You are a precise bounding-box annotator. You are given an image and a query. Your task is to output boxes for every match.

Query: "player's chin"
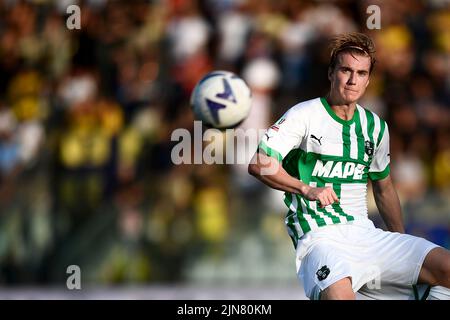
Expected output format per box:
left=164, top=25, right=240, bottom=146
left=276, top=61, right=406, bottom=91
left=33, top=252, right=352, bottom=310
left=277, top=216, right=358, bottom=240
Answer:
left=342, top=91, right=362, bottom=103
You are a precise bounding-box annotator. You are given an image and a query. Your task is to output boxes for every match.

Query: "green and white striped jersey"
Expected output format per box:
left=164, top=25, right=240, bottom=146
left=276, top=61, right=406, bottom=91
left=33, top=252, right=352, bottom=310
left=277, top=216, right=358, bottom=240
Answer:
left=258, top=97, right=390, bottom=245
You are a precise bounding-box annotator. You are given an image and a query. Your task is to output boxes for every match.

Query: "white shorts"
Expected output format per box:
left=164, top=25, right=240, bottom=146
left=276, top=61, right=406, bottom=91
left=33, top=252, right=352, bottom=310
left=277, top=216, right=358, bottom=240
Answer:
left=294, top=219, right=439, bottom=300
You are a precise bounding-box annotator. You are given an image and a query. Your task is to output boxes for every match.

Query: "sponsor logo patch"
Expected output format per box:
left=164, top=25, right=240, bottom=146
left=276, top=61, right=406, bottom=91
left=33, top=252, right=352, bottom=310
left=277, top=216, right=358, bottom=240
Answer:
left=316, top=265, right=330, bottom=281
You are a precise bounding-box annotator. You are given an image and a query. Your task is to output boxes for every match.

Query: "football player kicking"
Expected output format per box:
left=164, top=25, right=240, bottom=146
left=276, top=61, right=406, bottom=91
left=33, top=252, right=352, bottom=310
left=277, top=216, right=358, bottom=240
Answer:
left=249, top=32, right=450, bottom=300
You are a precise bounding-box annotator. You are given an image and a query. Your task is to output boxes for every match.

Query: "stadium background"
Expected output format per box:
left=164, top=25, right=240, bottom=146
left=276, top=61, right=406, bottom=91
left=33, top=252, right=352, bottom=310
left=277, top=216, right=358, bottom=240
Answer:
left=0, top=0, right=448, bottom=299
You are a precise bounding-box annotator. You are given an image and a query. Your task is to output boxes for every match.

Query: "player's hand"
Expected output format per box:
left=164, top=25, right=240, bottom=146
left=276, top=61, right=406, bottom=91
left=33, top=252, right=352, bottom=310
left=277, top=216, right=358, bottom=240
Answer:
left=303, top=186, right=339, bottom=208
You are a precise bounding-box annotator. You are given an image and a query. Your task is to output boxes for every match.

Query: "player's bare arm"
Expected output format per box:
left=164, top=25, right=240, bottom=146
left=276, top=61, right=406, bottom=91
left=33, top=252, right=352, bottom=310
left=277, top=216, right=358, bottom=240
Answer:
left=248, top=151, right=339, bottom=208
left=371, top=175, right=405, bottom=233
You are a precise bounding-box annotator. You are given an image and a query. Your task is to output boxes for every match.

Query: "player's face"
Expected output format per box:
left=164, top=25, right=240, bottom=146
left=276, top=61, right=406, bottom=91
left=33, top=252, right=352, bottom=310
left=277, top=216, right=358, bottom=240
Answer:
left=328, top=52, right=371, bottom=104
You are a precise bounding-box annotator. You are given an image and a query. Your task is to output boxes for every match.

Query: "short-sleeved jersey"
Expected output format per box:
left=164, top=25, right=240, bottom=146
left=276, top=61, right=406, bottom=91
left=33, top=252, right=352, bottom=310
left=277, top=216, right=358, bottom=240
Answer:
left=258, top=97, right=390, bottom=245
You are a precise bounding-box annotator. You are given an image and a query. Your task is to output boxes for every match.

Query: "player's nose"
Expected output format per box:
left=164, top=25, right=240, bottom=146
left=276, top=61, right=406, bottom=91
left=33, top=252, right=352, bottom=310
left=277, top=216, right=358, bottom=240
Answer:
left=347, top=73, right=356, bottom=85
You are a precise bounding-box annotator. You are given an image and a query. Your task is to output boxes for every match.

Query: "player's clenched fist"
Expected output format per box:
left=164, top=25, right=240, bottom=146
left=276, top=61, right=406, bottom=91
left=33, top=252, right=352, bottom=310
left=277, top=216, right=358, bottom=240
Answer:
left=302, top=186, right=339, bottom=208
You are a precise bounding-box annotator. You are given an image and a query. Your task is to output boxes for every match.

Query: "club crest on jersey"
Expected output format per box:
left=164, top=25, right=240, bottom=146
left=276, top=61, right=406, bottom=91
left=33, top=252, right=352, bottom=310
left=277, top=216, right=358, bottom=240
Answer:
left=316, top=265, right=330, bottom=281
left=365, top=140, right=374, bottom=157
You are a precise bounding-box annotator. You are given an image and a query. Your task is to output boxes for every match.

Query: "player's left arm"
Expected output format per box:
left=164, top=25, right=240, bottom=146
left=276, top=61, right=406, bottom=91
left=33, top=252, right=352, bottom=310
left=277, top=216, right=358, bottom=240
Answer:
left=368, top=122, right=405, bottom=233
left=372, top=175, right=405, bottom=233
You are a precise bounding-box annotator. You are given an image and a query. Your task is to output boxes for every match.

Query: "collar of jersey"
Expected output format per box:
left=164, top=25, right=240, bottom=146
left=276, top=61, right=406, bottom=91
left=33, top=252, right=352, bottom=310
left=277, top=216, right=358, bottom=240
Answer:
left=320, top=97, right=359, bottom=126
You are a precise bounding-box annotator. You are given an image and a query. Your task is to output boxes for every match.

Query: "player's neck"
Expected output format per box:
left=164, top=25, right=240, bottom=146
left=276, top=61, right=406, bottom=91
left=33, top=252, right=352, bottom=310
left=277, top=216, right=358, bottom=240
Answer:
left=326, top=94, right=357, bottom=121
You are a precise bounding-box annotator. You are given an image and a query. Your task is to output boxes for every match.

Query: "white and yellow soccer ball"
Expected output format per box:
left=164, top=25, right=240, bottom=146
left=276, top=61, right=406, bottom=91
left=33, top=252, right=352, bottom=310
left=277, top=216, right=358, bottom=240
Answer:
left=190, top=70, right=252, bottom=129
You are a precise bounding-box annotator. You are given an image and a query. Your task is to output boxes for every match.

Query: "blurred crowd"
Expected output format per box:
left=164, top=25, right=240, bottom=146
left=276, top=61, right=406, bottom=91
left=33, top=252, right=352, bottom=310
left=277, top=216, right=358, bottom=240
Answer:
left=0, top=0, right=448, bottom=285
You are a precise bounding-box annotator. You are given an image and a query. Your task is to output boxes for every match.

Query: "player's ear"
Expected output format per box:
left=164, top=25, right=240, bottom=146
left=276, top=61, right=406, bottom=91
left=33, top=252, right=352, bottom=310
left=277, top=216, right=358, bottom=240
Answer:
left=328, top=67, right=333, bottom=81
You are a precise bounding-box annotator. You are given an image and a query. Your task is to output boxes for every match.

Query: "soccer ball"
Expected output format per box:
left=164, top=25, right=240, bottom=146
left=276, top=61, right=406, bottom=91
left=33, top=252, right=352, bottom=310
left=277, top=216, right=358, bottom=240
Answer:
left=190, top=70, right=252, bottom=129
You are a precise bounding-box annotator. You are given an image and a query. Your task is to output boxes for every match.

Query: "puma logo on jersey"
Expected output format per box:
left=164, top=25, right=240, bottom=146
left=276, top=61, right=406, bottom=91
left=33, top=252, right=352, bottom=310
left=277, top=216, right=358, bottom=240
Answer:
left=310, top=134, right=323, bottom=145
left=312, top=160, right=365, bottom=180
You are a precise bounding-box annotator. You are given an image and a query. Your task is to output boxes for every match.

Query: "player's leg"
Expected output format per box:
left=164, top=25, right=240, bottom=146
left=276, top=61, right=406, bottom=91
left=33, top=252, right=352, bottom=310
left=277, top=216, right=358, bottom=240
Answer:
left=295, top=224, right=380, bottom=300
left=350, top=228, right=439, bottom=299
left=296, top=239, right=356, bottom=300
left=418, top=247, right=450, bottom=288
left=320, top=277, right=355, bottom=300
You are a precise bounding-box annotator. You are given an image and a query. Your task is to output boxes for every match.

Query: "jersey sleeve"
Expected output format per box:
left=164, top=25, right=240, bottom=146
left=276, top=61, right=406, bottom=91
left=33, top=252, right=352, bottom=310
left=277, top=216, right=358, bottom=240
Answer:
left=368, top=122, right=390, bottom=181
left=258, top=108, right=306, bottom=162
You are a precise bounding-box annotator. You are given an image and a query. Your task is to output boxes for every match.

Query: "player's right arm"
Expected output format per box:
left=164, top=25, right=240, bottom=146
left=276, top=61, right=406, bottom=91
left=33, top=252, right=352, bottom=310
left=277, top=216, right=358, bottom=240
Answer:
left=248, top=106, right=338, bottom=208
left=248, top=151, right=339, bottom=207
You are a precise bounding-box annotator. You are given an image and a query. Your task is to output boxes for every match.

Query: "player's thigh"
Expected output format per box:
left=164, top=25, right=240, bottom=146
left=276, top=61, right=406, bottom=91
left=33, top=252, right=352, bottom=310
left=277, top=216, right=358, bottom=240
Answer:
left=368, top=231, right=438, bottom=286
left=298, top=241, right=353, bottom=299
left=418, top=247, right=450, bottom=286
left=321, top=277, right=355, bottom=300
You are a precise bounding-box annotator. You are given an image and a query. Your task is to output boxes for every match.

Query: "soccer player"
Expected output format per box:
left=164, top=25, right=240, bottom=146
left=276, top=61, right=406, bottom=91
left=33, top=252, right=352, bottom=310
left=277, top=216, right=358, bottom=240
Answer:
left=248, top=32, right=450, bottom=300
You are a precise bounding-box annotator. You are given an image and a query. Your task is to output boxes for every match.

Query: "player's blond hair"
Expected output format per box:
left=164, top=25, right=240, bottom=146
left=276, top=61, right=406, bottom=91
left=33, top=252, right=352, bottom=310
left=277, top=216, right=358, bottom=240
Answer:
left=329, top=32, right=376, bottom=73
